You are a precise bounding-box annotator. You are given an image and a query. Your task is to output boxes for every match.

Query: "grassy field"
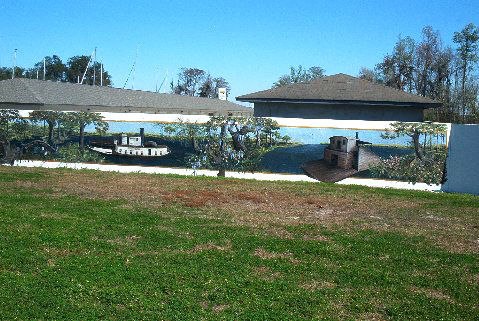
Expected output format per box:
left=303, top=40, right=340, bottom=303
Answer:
left=0, top=166, right=478, bottom=320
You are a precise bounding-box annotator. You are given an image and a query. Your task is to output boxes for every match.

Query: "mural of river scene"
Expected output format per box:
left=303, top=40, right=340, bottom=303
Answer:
left=84, top=122, right=420, bottom=176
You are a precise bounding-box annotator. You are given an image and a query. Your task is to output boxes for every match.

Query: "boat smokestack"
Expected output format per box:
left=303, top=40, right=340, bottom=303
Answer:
left=140, top=128, right=145, bottom=146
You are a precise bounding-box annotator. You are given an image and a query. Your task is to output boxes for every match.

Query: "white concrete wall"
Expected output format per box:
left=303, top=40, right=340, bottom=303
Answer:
left=8, top=160, right=441, bottom=192
left=441, top=124, right=479, bottom=195
left=18, top=109, right=446, bottom=131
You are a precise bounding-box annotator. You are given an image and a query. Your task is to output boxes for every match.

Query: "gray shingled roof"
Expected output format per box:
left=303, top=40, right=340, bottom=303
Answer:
left=237, top=73, right=441, bottom=108
left=0, top=78, right=252, bottom=116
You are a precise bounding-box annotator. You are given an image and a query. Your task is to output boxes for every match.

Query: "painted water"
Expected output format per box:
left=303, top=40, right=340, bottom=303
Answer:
left=84, top=122, right=416, bottom=175
left=86, top=121, right=412, bottom=145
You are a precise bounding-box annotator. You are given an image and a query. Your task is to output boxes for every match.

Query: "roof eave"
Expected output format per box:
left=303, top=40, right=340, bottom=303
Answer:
left=235, top=97, right=441, bottom=109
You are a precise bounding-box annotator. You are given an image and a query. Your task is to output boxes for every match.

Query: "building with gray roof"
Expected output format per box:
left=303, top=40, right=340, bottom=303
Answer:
left=0, top=78, right=252, bottom=117
left=237, top=73, right=441, bottom=122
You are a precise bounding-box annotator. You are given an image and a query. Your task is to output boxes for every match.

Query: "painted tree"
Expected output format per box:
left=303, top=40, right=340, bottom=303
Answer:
left=0, top=109, right=25, bottom=163
left=252, top=117, right=280, bottom=147
left=162, top=119, right=207, bottom=152
left=273, top=65, right=325, bottom=88
left=381, top=122, right=447, bottom=160
left=63, top=112, right=109, bottom=153
left=29, top=111, right=63, bottom=144
left=184, top=117, right=282, bottom=176
left=0, top=109, right=25, bottom=140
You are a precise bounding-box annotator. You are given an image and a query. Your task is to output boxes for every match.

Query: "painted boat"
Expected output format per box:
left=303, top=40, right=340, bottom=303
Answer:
left=88, top=128, right=170, bottom=158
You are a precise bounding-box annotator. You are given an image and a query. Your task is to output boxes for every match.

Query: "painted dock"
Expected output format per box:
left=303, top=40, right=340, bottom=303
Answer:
left=301, top=159, right=358, bottom=182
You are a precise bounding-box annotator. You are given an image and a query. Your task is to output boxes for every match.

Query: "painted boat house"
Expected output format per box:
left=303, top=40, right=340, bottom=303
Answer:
left=237, top=73, right=441, bottom=122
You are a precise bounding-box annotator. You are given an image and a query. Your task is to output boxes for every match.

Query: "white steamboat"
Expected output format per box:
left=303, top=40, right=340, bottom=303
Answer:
left=89, top=128, right=170, bottom=158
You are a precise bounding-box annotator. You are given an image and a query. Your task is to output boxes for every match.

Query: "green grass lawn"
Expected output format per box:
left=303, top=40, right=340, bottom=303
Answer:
left=0, top=167, right=478, bottom=320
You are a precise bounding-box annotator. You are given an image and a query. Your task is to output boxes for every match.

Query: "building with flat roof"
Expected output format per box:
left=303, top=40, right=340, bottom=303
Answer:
left=237, top=73, right=441, bottom=122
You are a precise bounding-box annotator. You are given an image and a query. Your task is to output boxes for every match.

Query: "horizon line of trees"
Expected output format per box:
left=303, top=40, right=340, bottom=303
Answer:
left=358, top=23, right=479, bottom=124
left=0, top=54, right=112, bottom=86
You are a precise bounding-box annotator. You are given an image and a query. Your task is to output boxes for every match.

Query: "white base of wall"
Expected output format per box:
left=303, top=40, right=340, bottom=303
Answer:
left=7, top=160, right=441, bottom=192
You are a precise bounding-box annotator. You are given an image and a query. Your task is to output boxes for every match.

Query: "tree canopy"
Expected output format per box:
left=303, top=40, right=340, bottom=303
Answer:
left=273, top=65, right=325, bottom=88
left=171, top=68, right=230, bottom=99
left=361, top=23, right=479, bottom=124
left=0, top=54, right=112, bottom=86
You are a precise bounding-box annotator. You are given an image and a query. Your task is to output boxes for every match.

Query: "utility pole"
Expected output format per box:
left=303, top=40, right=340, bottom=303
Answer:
left=12, top=49, right=17, bottom=79
left=100, top=62, right=103, bottom=86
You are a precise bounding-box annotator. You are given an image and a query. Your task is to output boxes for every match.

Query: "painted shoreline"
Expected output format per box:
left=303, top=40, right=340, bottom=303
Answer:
left=7, top=160, right=441, bottom=192
left=17, top=110, right=451, bottom=146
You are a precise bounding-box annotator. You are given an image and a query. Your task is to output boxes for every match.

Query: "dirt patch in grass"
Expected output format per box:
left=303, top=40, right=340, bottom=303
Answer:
left=411, top=287, right=454, bottom=303
left=300, top=280, right=336, bottom=291
left=252, top=266, right=282, bottom=281
left=253, top=248, right=299, bottom=264
left=186, top=240, right=232, bottom=254
left=3, top=168, right=417, bottom=229
left=43, top=247, right=83, bottom=257
left=302, top=234, right=330, bottom=241
left=212, top=304, right=229, bottom=313
left=199, top=301, right=229, bottom=313
left=357, top=312, right=386, bottom=321
left=3, top=166, right=479, bottom=253
left=106, top=235, right=141, bottom=246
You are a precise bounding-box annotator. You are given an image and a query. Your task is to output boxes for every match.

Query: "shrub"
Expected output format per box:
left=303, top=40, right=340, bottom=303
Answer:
left=50, top=144, right=105, bottom=163
left=369, top=152, right=446, bottom=185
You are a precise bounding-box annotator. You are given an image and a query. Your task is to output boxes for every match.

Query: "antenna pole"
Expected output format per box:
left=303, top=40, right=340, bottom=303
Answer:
left=165, top=69, right=168, bottom=93
left=80, top=48, right=95, bottom=84
left=132, top=46, right=138, bottom=89
left=93, top=47, right=97, bottom=86
left=12, top=49, right=17, bottom=79
left=100, top=62, right=103, bottom=86
left=122, top=45, right=139, bottom=89
left=43, top=57, right=46, bottom=80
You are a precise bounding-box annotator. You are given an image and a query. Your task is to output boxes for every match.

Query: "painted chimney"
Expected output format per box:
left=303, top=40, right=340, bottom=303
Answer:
left=218, top=88, right=227, bottom=100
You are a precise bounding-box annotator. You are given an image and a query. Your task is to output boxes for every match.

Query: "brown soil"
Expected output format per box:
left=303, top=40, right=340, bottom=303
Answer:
left=2, top=166, right=479, bottom=253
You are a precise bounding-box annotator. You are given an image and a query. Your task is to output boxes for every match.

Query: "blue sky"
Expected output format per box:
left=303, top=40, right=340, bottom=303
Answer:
left=1, top=1, right=478, bottom=104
